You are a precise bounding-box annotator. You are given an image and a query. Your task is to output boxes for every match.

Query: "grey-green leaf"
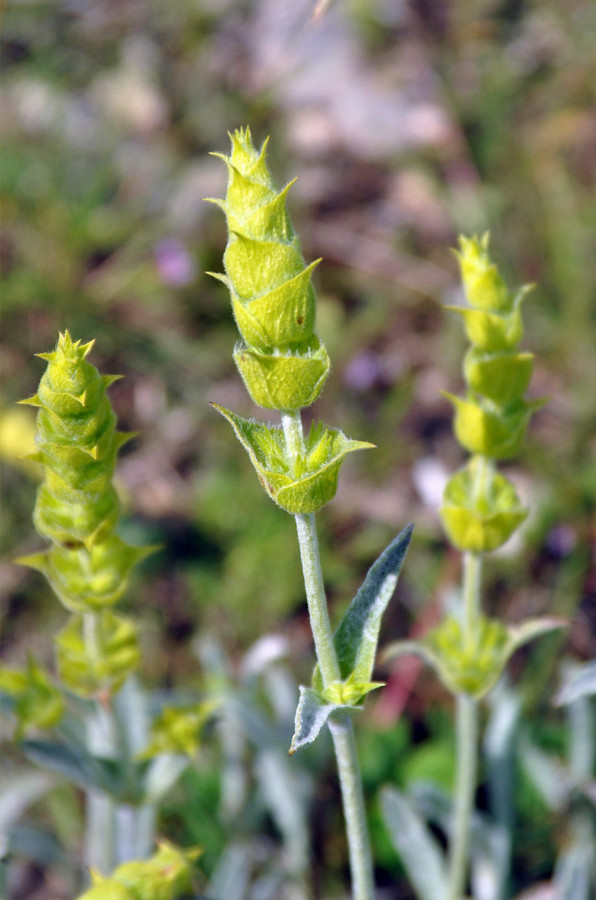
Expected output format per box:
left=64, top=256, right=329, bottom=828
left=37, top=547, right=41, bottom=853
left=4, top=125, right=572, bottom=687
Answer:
left=555, top=659, right=596, bottom=706
left=334, top=524, right=413, bottom=683
left=22, top=739, right=121, bottom=794
left=381, top=786, right=448, bottom=900
left=290, top=687, right=336, bottom=755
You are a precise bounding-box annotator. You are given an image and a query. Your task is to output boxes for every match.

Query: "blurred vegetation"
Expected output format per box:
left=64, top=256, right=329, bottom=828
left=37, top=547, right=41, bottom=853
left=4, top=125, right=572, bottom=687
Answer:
left=1, top=0, right=595, bottom=897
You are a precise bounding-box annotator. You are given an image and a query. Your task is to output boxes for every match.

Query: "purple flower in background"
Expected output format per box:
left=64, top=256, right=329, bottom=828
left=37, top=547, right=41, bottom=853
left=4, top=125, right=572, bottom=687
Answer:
left=154, top=238, right=196, bottom=287
left=344, top=351, right=382, bottom=392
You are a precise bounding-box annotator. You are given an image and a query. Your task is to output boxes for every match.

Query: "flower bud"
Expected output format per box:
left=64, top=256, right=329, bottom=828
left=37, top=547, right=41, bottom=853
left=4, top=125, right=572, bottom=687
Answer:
left=455, top=233, right=511, bottom=313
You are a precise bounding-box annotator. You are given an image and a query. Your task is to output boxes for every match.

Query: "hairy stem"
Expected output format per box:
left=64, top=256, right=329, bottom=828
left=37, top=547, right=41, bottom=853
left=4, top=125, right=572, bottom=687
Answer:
left=287, top=412, right=374, bottom=900
left=282, top=410, right=306, bottom=466
left=294, top=512, right=341, bottom=687
left=329, top=718, right=376, bottom=900
left=448, top=549, right=483, bottom=900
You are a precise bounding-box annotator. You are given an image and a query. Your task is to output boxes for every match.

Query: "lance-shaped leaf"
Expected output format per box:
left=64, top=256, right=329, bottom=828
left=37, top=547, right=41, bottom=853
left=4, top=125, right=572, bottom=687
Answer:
left=313, top=524, right=413, bottom=693
left=292, top=527, right=413, bottom=753
left=382, top=615, right=566, bottom=699
left=213, top=404, right=373, bottom=514
left=381, top=786, right=448, bottom=900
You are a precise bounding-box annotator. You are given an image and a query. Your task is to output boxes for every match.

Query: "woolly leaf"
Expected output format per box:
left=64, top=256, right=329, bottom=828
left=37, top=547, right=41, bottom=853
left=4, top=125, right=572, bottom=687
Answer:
left=313, top=524, right=413, bottom=693
left=22, top=739, right=121, bottom=793
left=289, top=687, right=340, bottom=755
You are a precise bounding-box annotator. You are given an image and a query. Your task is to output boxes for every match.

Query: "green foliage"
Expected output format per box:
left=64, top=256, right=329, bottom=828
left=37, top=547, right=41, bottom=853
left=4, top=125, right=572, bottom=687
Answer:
left=209, top=127, right=330, bottom=411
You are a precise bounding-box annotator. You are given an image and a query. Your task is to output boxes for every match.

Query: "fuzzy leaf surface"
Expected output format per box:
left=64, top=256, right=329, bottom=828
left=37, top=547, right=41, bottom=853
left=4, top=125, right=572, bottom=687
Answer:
left=381, top=786, right=447, bottom=900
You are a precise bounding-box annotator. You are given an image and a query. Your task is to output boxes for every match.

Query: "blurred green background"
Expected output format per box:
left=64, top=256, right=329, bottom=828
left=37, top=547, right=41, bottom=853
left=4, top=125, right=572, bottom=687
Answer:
left=1, top=1, right=596, bottom=897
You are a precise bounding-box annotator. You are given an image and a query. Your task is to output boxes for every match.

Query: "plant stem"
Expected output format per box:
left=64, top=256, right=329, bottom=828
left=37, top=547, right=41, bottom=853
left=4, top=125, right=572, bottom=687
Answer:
left=294, top=512, right=341, bottom=686
left=284, top=411, right=374, bottom=900
left=329, top=717, right=376, bottom=900
left=447, top=547, right=483, bottom=900
left=462, top=552, right=482, bottom=648
left=447, top=694, right=479, bottom=900
left=85, top=700, right=117, bottom=873
left=282, top=410, right=306, bottom=465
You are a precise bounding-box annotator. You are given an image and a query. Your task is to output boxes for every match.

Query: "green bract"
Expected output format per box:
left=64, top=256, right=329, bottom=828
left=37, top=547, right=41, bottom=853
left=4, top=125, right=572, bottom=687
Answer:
left=17, top=332, right=150, bottom=696
left=209, top=127, right=330, bottom=410
left=440, top=458, right=527, bottom=553
left=55, top=611, right=141, bottom=697
left=214, top=404, right=373, bottom=514
left=0, top=657, right=64, bottom=739
left=138, top=701, right=217, bottom=760
left=383, top=614, right=566, bottom=699
left=76, top=843, right=199, bottom=900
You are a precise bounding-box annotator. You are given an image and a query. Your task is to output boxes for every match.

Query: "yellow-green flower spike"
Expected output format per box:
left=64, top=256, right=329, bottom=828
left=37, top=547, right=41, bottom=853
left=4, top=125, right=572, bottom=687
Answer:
left=17, top=332, right=151, bottom=695
left=17, top=333, right=149, bottom=611
left=138, top=701, right=217, bottom=760
left=440, top=236, right=545, bottom=552
left=110, top=842, right=200, bottom=900
left=209, top=127, right=330, bottom=410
